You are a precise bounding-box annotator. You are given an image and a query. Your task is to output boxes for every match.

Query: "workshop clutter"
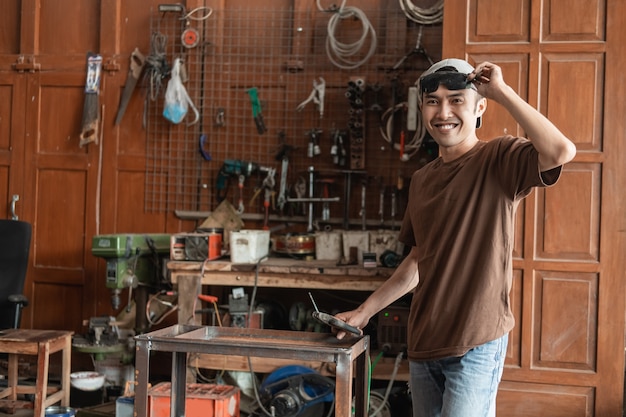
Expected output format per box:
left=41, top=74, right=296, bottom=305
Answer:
left=230, top=230, right=270, bottom=264
left=142, top=4, right=435, bottom=225
left=170, top=230, right=223, bottom=261
left=148, top=382, right=240, bottom=417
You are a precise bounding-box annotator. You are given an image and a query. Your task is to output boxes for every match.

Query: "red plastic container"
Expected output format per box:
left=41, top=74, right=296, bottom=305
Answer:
left=148, top=382, right=240, bottom=417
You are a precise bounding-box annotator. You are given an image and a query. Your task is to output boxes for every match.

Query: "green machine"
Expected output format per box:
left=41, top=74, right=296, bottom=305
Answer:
left=92, top=233, right=171, bottom=333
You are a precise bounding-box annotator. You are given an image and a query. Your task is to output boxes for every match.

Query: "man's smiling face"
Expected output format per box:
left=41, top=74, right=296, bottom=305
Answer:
left=420, top=85, right=486, bottom=156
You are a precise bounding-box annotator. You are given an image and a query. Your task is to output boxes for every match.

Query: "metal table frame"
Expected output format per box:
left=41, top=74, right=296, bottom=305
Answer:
left=134, top=325, right=369, bottom=417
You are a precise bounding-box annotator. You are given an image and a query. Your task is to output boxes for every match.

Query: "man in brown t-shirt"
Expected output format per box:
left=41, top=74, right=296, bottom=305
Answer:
left=335, top=59, right=576, bottom=417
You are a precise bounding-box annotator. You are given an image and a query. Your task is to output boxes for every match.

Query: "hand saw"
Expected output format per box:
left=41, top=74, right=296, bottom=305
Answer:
left=79, top=52, right=102, bottom=147
left=114, top=47, right=146, bottom=125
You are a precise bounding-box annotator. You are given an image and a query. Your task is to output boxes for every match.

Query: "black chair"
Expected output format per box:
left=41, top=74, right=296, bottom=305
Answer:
left=0, top=219, right=31, bottom=329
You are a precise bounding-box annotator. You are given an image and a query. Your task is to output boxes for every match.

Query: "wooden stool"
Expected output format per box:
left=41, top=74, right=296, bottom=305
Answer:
left=135, top=325, right=370, bottom=417
left=0, top=329, right=73, bottom=417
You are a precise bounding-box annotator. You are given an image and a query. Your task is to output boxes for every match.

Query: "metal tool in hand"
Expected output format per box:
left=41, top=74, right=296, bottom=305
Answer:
left=115, top=47, right=146, bottom=125
left=308, top=292, right=362, bottom=336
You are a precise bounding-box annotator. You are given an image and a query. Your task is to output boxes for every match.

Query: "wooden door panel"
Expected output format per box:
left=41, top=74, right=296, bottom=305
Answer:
left=542, top=0, right=605, bottom=42
left=38, top=1, right=100, bottom=55
left=21, top=71, right=99, bottom=331
left=470, top=54, right=528, bottom=144
left=30, top=282, right=84, bottom=331
left=0, top=74, right=26, bottom=220
left=506, top=270, right=523, bottom=368
left=533, top=271, right=598, bottom=371
left=498, top=381, right=594, bottom=417
left=0, top=83, right=14, bottom=218
left=536, top=165, right=600, bottom=260
left=541, top=54, right=603, bottom=152
left=34, top=168, right=88, bottom=271
left=469, top=0, right=530, bottom=42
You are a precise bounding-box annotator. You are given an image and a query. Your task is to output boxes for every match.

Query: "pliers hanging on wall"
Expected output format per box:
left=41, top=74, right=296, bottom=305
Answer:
left=296, top=77, right=326, bottom=118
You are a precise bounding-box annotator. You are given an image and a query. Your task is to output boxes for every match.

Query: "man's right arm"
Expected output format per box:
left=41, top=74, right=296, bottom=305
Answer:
left=335, top=246, right=420, bottom=339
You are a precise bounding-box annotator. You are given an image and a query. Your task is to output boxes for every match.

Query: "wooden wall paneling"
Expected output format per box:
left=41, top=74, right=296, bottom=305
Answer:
left=0, top=74, right=26, bottom=220
left=21, top=71, right=101, bottom=330
left=469, top=0, right=530, bottom=42
left=536, top=164, right=600, bottom=261
left=507, top=269, right=523, bottom=368
left=540, top=53, right=603, bottom=153
left=595, top=0, right=626, bottom=412
left=469, top=54, right=528, bottom=142
left=541, top=0, right=605, bottom=42
left=443, top=0, right=625, bottom=414
left=0, top=0, right=20, bottom=57
left=533, top=271, right=598, bottom=371
left=498, top=381, right=594, bottom=417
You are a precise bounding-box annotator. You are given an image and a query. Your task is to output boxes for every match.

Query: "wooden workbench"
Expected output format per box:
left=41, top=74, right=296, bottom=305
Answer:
left=167, top=257, right=407, bottom=380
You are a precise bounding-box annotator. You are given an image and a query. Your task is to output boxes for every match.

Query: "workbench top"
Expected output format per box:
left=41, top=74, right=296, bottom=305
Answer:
left=168, top=256, right=394, bottom=275
left=168, top=257, right=394, bottom=291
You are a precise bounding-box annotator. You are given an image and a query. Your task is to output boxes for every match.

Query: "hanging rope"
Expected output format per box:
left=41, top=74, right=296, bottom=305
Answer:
left=317, top=0, right=378, bottom=70
left=398, top=0, right=444, bottom=25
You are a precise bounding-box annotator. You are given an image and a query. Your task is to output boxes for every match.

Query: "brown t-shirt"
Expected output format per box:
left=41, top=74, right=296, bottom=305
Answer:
left=399, top=136, right=561, bottom=361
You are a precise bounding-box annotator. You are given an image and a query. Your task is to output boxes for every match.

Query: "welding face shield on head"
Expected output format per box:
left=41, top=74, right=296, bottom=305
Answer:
left=417, top=58, right=483, bottom=128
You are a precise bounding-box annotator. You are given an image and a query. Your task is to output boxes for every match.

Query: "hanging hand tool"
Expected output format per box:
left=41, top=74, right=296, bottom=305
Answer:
left=319, top=178, right=334, bottom=222
left=216, top=159, right=272, bottom=212
left=296, top=77, right=326, bottom=118
left=277, top=156, right=289, bottom=212
left=378, top=177, right=385, bottom=225
left=274, top=132, right=294, bottom=212
left=359, top=177, right=367, bottom=230
left=114, top=47, right=146, bottom=125
left=392, top=25, right=434, bottom=70
left=247, top=87, right=266, bottom=134
left=294, top=176, right=307, bottom=216
left=237, top=175, right=245, bottom=214
left=79, top=52, right=103, bottom=147
left=262, top=169, right=276, bottom=229
left=306, top=129, right=322, bottom=158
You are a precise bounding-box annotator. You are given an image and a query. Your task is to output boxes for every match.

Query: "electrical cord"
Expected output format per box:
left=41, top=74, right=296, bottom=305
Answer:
left=398, top=0, right=444, bottom=25
left=369, top=351, right=403, bottom=417
left=145, top=31, right=169, bottom=101
left=180, top=6, right=213, bottom=21
left=317, top=1, right=378, bottom=70
left=379, top=101, right=426, bottom=160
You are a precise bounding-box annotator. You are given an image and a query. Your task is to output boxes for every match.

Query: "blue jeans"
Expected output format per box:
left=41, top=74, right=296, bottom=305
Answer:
left=409, top=334, right=508, bottom=417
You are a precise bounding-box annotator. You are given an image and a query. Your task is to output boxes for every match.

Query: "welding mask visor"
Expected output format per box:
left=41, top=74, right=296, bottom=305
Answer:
left=419, top=71, right=475, bottom=94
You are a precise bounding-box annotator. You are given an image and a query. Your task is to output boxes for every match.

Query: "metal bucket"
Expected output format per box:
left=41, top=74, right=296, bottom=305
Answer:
left=45, top=406, right=76, bottom=417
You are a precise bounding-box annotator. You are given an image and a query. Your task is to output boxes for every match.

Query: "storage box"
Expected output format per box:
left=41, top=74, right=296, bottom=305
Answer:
left=342, top=230, right=369, bottom=263
left=315, top=231, right=342, bottom=261
left=229, top=230, right=270, bottom=264
left=369, top=230, right=399, bottom=266
left=148, top=382, right=240, bottom=417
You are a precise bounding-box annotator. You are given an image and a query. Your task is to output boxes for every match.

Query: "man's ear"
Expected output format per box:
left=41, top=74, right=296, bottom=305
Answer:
left=475, top=97, right=487, bottom=129
left=477, top=96, right=487, bottom=117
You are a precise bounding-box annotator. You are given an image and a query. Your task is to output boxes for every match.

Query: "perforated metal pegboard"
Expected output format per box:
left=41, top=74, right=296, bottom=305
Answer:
left=144, top=4, right=441, bottom=226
